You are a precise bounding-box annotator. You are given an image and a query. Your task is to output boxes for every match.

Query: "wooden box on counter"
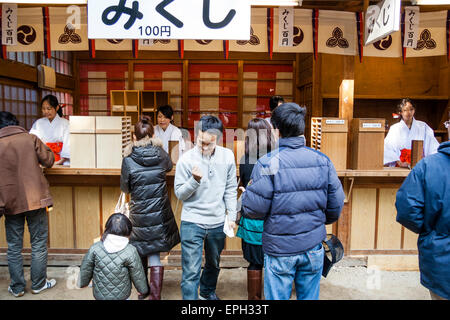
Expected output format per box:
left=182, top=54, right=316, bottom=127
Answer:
left=69, top=116, right=96, bottom=168
left=351, top=118, right=386, bottom=170
left=69, top=116, right=132, bottom=169
left=96, top=116, right=131, bottom=169
left=311, top=117, right=348, bottom=170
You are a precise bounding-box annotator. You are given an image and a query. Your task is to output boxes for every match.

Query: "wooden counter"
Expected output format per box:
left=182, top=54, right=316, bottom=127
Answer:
left=0, top=166, right=418, bottom=266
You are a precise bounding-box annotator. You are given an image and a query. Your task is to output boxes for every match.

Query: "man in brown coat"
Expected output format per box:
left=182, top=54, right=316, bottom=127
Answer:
left=0, top=111, right=57, bottom=297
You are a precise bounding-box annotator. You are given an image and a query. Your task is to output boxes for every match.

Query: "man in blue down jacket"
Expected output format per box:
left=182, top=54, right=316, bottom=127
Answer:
left=241, top=103, right=345, bottom=300
left=396, top=116, right=450, bottom=300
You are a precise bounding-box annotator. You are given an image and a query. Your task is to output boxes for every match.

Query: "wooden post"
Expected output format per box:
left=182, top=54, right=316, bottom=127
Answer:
left=237, top=60, right=243, bottom=128
left=311, top=53, right=322, bottom=117
left=411, top=140, right=424, bottom=168
left=339, top=79, right=354, bottom=170
left=339, top=79, right=354, bottom=120
left=182, top=60, right=189, bottom=129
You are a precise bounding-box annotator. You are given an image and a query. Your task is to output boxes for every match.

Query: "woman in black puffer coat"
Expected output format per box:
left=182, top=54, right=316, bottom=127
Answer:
left=120, top=116, right=180, bottom=300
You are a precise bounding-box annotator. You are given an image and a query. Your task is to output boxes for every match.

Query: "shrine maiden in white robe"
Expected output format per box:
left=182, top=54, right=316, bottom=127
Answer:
left=30, top=114, right=70, bottom=166
left=154, top=123, right=185, bottom=156
left=384, top=118, right=439, bottom=165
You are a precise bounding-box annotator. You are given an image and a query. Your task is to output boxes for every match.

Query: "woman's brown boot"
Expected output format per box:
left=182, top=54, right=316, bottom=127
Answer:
left=247, top=269, right=262, bottom=300
left=148, top=266, right=164, bottom=300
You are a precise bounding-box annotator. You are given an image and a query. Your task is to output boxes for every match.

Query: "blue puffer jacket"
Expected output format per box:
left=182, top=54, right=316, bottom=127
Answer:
left=241, top=136, right=345, bottom=257
left=396, top=141, right=450, bottom=300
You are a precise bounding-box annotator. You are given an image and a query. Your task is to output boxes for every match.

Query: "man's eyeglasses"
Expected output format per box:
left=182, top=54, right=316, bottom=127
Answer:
left=445, top=121, right=450, bottom=129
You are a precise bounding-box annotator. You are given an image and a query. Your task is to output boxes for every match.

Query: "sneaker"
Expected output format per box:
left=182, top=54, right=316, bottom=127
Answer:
left=199, top=292, right=221, bottom=300
left=8, top=286, right=24, bottom=298
left=31, top=279, right=56, bottom=294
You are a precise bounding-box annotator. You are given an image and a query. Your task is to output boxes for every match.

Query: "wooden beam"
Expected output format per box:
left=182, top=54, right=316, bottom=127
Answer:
left=74, top=50, right=296, bottom=62
left=0, top=59, right=37, bottom=83
left=55, top=73, right=75, bottom=91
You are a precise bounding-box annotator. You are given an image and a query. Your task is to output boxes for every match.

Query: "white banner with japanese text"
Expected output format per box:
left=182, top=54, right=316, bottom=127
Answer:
left=406, top=11, right=447, bottom=58
left=403, top=6, right=420, bottom=48
left=87, top=0, right=251, bottom=40
left=6, top=7, right=43, bottom=52
left=364, top=0, right=401, bottom=46
left=274, top=8, right=313, bottom=53
left=278, top=7, right=293, bottom=47
left=2, top=4, right=17, bottom=45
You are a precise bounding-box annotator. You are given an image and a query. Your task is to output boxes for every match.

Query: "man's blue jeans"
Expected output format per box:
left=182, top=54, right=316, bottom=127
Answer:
left=180, top=221, right=225, bottom=300
left=4, top=208, right=49, bottom=293
left=264, top=243, right=324, bottom=300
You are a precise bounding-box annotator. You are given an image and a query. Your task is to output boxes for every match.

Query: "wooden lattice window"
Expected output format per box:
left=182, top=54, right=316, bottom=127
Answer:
left=0, top=83, right=39, bottom=130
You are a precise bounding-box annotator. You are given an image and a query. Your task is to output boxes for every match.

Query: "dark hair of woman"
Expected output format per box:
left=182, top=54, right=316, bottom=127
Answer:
left=157, top=105, right=174, bottom=120
left=269, top=95, right=285, bottom=112
left=245, top=118, right=273, bottom=160
left=41, top=94, right=63, bottom=117
left=0, top=111, right=20, bottom=129
left=134, top=115, right=154, bottom=141
left=397, top=98, right=415, bottom=114
left=101, top=213, right=133, bottom=242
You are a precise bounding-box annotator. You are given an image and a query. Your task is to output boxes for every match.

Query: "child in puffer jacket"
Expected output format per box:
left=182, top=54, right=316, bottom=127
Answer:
left=78, top=213, right=149, bottom=300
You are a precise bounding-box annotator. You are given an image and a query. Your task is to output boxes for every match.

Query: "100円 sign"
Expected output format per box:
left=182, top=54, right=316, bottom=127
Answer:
left=87, top=0, right=251, bottom=40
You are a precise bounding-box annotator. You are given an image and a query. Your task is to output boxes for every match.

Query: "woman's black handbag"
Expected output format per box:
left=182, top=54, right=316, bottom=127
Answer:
left=322, top=234, right=344, bottom=277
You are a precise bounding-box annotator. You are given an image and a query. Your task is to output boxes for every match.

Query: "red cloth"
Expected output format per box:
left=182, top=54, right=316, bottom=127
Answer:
left=46, top=142, right=63, bottom=162
left=399, top=148, right=411, bottom=165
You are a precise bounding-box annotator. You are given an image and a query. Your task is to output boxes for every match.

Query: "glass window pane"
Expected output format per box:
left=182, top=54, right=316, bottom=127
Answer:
left=11, top=87, right=17, bottom=100
left=18, top=87, right=25, bottom=100
left=23, top=53, right=30, bottom=65
left=4, top=85, right=10, bottom=99
left=30, top=53, right=36, bottom=66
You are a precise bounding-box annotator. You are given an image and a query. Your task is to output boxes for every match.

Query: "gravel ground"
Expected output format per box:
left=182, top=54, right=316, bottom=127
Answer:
left=0, top=265, right=430, bottom=300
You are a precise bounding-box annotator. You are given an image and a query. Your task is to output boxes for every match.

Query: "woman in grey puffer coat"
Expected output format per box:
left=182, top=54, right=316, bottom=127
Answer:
left=120, top=116, right=180, bottom=300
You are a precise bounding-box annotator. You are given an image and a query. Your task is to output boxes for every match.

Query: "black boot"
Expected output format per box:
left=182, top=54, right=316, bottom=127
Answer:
left=138, top=256, right=150, bottom=300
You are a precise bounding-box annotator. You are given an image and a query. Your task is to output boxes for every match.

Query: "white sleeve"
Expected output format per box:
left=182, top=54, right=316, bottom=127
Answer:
left=383, top=126, right=400, bottom=165
left=60, top=122, right=71, bottom=159
left=423, top=125, right=439, bottom=157
left=29, top=120, right=40, bottom=138
left=173, top=127, right=185, bottom=156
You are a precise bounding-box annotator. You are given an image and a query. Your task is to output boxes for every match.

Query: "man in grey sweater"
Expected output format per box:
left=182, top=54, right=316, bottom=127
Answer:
left=175, top=115, right=237, bottom=300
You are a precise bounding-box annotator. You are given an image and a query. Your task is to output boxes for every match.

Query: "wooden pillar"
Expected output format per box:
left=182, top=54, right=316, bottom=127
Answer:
left=339, top=79, right=354, bottom=121
left=237, top=60, right=243, bottom=128
left=363, top=0, right=369, bottom=12
left=311, top=54, right=322, bottom=117
left=73, top=53, right=80, bottom=115
left=127, top=61, right=134, bottom=90
left=182, top=60, right=189, bottom=128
